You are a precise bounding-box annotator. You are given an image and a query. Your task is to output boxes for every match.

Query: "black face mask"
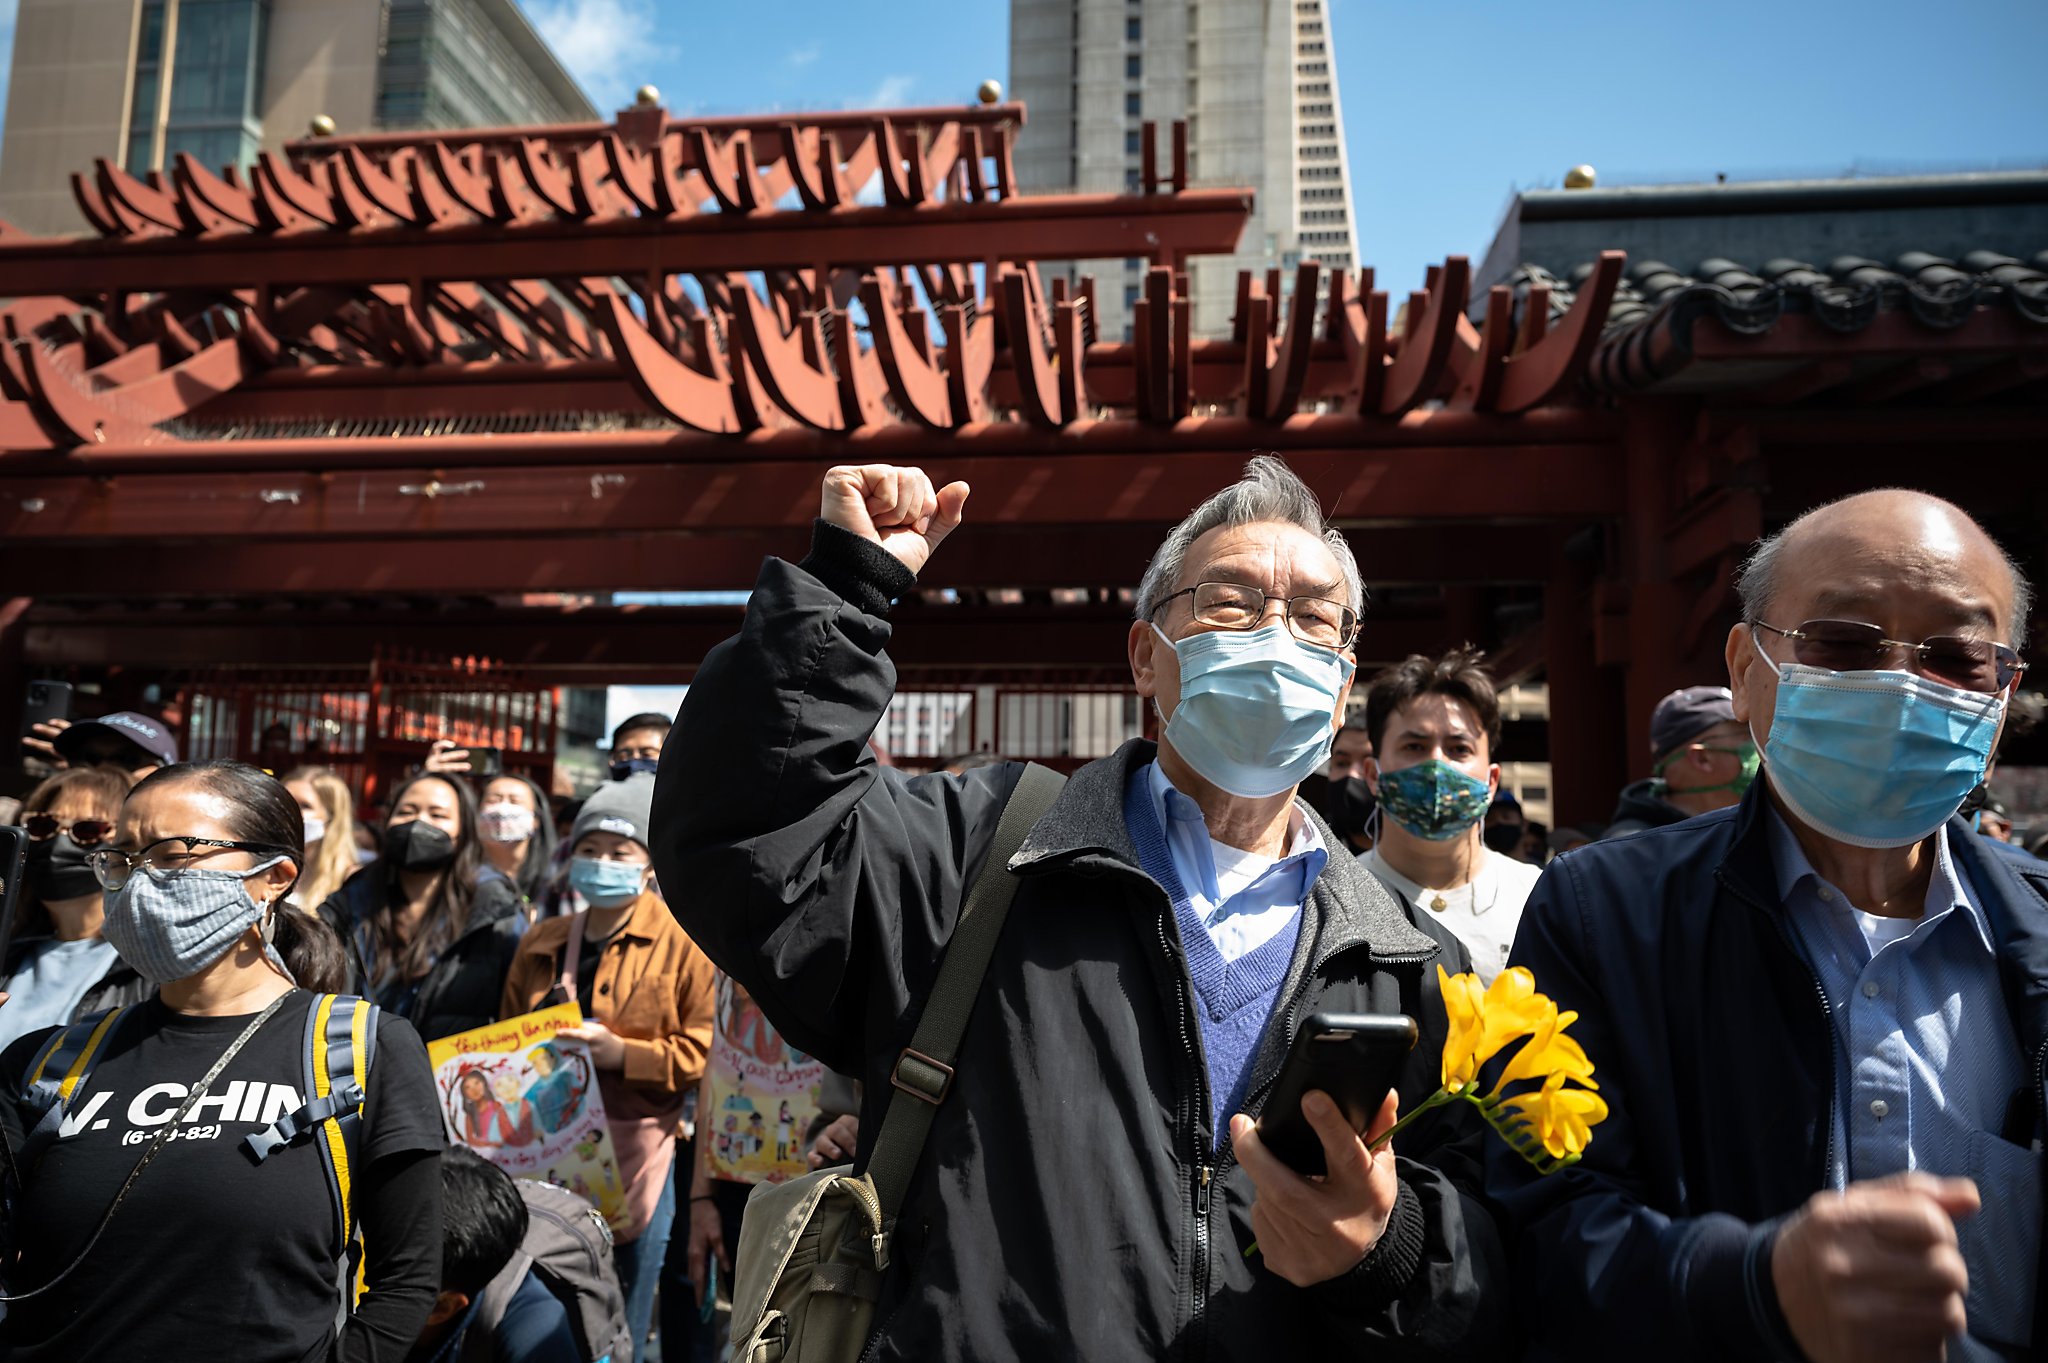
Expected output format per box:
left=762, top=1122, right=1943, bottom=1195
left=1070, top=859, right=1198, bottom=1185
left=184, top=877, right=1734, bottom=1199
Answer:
left=26, top=834, right=103, bottom=902
left=385, top=820, right=458, bottom=872
left=1324, top=777, right=1378, bottom=843
left=609, top=757, right=660, bottom=782
left=1483, top=822, right=1526, bottom=855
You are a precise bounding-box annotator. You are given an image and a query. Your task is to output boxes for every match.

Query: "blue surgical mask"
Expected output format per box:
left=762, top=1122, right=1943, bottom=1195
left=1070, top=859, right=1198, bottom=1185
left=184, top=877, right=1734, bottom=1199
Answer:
left=569, top=856, right=647, bottom=909
left=1155, top=624, right=1353, bottom=799
left=1758, top=651, right=2003, bottom=850
left=1375, top=759, right=1494, bottom=840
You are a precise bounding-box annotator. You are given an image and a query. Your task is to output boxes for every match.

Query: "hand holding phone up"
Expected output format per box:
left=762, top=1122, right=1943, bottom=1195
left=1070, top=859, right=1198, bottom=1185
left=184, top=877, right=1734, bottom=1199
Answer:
left=1230, top=1089, right=1402, bottom=1288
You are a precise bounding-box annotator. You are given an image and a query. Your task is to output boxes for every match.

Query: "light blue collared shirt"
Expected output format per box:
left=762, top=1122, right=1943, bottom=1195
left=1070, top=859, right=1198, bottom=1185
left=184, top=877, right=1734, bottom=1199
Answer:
left=1769, top=811, right=2039, bottom=1359
left=1140, top=761, right=1327, bottom=962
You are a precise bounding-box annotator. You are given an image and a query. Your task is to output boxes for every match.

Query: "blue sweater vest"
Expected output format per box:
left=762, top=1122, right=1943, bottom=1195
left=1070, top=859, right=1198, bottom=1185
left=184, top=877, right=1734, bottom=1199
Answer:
left=1125, top=775, right=1303, bottom=1147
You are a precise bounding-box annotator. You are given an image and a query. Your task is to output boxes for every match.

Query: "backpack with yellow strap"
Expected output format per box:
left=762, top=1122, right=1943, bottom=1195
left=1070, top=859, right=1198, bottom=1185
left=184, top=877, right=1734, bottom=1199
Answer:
left=8, top=992, right=378, bottom=1311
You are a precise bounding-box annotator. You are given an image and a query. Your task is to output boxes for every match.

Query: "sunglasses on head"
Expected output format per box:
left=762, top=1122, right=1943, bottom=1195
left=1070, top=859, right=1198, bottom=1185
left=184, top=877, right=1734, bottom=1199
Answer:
left=1751, top=618, right=2027, bottom=694
left=24, top=814, right=117, bottom=845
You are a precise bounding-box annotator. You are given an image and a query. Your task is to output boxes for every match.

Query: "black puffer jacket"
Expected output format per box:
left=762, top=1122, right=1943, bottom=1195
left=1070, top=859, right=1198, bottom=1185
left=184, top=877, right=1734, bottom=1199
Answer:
left=318, top=866, right=525, bottom=1043
left=652, top=526, right=1509, bottom=1363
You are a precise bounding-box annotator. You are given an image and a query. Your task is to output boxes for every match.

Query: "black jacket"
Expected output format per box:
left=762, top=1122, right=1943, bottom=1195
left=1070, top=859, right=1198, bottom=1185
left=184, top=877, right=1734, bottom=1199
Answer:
left=651, top=530, right=1509, bottom=1363
left=1601, top=777, right=1688, bottom=840
left=0, top=935, right=148, bottom=1021
left=1490, top=782, right=2048, bottom=1360
left=318, top=866, right=525, bottom=1043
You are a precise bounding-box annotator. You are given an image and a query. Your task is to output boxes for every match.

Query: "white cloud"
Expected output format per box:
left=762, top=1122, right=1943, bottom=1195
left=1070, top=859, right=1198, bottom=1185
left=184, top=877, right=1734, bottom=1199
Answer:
left=853, top=74, right=916, bottom=110
left=786, top=43, right=822, bottom=69
left=520, top=0, right=669, bottom=111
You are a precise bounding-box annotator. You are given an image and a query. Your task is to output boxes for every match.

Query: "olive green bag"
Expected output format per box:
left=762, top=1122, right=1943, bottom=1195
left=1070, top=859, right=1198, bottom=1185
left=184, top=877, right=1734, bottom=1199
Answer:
left=727, top=763, right=1066, bottom=1363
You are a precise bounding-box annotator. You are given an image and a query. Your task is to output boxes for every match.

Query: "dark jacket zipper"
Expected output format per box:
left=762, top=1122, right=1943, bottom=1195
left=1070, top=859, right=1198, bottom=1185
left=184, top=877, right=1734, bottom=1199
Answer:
left=1154, top=908, right=1213, bottom=1363
left=1718, top=872, right=1839, bottom=1190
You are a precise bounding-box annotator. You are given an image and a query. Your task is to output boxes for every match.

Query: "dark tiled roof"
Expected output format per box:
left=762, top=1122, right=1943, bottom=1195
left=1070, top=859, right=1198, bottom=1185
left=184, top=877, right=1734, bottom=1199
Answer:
left=1500, top=249, right=2048, bottom=393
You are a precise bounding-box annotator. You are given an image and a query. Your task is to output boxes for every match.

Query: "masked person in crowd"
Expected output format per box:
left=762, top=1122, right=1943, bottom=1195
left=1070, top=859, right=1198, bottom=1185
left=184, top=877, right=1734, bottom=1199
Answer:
left=0, top=761, right=444, bottom=1362
left=502, top=773, right=715, bottom=1352
left=317, top=773, right=524, bottom=1041
left=1493, top=490, right=2046, bottom=1363
left=0, top=767, right=146, bottom=1052
left=1355, top=649, right=1540, bottom=985
left=1299, top=723, right=1376, bottom=853
left=1481, top=791, right=1529, bottom=860
left=23, top=711, right=180, bottom=787
left=608, top=714, right=669, bottom=783
left=284, top=765, right=362, bottom=911
left=653, top=457, right=1506, bottom=1361
left=1603, top=685, right=1758, bottom=839
left=478, top=774, right=559, bottom=917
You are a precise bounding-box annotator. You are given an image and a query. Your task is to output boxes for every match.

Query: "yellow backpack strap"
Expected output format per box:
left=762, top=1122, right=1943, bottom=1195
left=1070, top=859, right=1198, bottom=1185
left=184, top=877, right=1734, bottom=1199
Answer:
left=240, top=994, right=375, bottom=1264
left=19, top=1007, right=134, bottom=1170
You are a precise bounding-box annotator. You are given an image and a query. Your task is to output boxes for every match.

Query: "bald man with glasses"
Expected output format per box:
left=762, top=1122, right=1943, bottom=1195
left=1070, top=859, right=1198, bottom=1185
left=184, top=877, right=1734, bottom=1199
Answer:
left=1492, top=489, right=2044, bottom=1363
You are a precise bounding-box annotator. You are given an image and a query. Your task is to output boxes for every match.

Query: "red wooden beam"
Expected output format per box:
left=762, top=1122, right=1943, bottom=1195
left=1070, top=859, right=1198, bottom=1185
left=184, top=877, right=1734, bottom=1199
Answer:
left=0, top=189, right=1252, bottom=295
left=0, top=523, right=1569, bottom=598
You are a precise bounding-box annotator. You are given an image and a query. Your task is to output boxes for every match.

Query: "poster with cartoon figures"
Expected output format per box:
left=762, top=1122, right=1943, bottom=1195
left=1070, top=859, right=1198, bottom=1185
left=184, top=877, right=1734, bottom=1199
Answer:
left=426, top=1003, right=630, bottom=1232
left=706, top=975, right=826, bottom=1185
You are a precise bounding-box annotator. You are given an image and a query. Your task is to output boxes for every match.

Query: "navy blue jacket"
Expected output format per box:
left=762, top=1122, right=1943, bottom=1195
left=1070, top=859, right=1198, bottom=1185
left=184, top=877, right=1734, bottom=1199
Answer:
left=1489, top=783, right=2048, bottom=1360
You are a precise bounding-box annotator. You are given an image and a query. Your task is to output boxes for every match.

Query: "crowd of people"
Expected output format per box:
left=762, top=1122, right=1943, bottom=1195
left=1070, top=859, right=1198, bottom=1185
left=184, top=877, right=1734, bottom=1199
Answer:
left=0, top=455, right=2041, bottom=1363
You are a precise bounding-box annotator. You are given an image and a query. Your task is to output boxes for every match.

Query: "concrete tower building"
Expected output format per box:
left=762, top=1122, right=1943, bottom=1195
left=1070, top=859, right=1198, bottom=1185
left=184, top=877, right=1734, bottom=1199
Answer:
left=0, top=0, right=595, bottom=238
left=1010, top=0, right=1360, bottom=339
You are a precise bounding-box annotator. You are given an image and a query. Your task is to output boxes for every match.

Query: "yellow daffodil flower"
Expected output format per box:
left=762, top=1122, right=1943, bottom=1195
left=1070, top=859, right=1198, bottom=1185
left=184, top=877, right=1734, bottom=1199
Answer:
left=1436, top=965, right=1552, bottom=1092
left=1503, top=1070, right=1611, bottom=1161
left=1490, top=1005, right=1597, bottom=1095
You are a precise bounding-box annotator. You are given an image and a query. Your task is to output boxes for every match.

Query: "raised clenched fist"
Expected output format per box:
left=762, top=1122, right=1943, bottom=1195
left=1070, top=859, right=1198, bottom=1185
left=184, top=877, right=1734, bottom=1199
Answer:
left=1771, top=1170, right=1978, bottom=1363
left=819, top=464, right=969, bottom=577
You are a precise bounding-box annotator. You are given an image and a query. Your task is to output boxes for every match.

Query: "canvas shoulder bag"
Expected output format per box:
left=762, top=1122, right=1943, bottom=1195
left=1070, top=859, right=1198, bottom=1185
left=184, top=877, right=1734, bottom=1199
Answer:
left=727, top=762, right=1066, bottom=1363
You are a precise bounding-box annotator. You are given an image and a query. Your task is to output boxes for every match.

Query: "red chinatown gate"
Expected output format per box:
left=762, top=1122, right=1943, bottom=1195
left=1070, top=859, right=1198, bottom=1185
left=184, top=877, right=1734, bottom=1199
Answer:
left=0, top=99, right=2042, bottom=820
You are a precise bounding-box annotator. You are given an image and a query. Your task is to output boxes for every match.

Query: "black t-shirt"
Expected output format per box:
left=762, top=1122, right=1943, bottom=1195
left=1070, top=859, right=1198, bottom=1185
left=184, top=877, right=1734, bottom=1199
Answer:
left=0, top=991, right=446, bottom=1362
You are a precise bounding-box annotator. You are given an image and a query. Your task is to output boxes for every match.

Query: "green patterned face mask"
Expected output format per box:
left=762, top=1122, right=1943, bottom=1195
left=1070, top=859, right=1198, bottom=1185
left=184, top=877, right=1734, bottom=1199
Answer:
left=1655, top=742, right=1759, bottom=797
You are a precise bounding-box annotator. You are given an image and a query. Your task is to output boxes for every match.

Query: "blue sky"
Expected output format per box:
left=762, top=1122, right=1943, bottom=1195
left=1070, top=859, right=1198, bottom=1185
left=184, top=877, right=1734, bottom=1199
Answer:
left=0, top=0, right=2038, bottom=290
left=513, top=0, right=2048, bottom=293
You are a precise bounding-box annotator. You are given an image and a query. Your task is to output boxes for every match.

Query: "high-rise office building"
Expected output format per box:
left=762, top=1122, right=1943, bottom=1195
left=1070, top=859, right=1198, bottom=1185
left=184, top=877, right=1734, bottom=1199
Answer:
left=1010, top=0, right=1360, bottom=338
left=0, top=0, right=596, bottom=237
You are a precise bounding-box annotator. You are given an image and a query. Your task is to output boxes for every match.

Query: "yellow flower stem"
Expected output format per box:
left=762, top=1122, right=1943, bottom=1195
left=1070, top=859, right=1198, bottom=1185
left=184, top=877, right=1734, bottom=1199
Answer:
left=1365, top=1087, right=1456, bottom=1152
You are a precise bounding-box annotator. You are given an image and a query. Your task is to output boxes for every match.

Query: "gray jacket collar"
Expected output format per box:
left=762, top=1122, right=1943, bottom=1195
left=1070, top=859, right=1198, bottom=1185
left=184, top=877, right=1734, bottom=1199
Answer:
left=1013, top=739, right=1441, bottom=965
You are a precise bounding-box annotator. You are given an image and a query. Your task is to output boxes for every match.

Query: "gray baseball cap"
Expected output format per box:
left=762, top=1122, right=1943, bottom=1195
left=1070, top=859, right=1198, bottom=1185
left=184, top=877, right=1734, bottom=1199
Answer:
left=1649, top=687, right=1738, bottom=760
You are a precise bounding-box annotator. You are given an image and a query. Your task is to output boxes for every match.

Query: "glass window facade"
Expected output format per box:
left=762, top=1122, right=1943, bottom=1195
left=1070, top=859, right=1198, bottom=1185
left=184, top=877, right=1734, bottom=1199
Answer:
left=124, top=0, right=266, bottom=174
left=377, top=0, right=593, bottom=132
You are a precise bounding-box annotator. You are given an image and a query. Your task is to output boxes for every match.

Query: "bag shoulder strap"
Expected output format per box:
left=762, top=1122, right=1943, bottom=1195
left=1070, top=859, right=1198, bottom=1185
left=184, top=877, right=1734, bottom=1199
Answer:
left=241, top=993, right=377, bottom=1260
left=19, top=1006, right=134, bottom=1171
left=864, top=762, right=1066, bottom=1217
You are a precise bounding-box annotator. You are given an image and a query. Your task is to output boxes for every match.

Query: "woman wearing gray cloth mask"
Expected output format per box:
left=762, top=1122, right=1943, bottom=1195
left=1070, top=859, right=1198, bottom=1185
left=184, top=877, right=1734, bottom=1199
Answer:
left=317, top=773, right=524, bottom=1041
left=0, top=766, right=147, bottom=1053
left=0, top=761, right=446, bottom=1362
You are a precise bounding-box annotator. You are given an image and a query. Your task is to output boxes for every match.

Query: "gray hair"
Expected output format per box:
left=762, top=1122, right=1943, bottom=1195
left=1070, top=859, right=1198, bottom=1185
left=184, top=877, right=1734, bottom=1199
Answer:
left=1735, top=495, right=2034, bottom=649
left=1135, top=455, right=1364, bottom=624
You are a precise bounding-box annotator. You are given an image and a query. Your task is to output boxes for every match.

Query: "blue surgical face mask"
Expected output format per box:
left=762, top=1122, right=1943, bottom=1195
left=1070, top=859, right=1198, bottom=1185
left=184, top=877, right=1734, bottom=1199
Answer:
left=569, top=855, right=647, bottom=909
left=1757, top=646, right=2004, bottom=850
left=1155, top=623, right=1354, bottom=799
left=1375, top=759, right=1493, bottom=840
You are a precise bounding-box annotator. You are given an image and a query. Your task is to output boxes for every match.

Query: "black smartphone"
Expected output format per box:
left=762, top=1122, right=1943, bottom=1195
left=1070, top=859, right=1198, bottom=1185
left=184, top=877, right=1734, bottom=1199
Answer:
left=21, top=680, right=72, bottom=736
left=0, top=825, right=28, bottom=969
left=470, top=747, right=504, bottom=778
left=1256, top=1012, right=1418, bottom=1176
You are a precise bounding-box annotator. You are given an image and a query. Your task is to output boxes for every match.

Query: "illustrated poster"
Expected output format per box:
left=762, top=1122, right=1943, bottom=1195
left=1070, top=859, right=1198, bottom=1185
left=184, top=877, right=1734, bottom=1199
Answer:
left=706, top=975, right=826, bottom=1185
left=427, top=1003, right=629, bottom=1232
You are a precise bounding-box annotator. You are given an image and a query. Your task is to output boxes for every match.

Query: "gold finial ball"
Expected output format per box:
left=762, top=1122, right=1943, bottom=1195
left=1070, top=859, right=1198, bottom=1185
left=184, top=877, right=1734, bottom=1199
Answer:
left=635, top=85, right=661, bottom=108
left=309, top=114, right=336, bottom=137
left=977, top=79, right=1003, bottom=105
left=1563, top=164, right=1597, bottom=189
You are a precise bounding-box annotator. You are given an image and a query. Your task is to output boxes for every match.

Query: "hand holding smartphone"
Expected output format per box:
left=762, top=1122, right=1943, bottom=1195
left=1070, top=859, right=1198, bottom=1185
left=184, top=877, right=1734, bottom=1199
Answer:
left=1255, top=1012, right=1417, bottom=1177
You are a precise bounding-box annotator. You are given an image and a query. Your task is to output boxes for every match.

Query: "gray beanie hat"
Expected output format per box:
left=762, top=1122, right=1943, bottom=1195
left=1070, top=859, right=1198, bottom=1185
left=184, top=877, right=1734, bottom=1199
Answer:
left=570, top=771, right=655, bottom=850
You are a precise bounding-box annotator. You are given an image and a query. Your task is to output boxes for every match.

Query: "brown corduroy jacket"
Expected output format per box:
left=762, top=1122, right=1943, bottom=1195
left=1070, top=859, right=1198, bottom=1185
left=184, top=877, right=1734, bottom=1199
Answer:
left=500, top=890, right=717, bottom=1109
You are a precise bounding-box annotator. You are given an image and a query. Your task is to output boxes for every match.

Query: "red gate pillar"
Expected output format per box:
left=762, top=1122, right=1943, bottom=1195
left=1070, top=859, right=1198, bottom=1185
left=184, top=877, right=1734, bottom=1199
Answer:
left=1619, top=403, right=1698, bottom=774
left=1545, top=566, right=1627, bottom=831
left=0, top=598, right=30, bottom=744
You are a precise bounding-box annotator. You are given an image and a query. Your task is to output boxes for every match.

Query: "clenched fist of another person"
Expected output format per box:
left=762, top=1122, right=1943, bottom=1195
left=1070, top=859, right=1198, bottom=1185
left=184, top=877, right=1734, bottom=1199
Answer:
left=820, top=464, right=969, bottom=576
left=1772, top=1171, right=1979, bottom=1363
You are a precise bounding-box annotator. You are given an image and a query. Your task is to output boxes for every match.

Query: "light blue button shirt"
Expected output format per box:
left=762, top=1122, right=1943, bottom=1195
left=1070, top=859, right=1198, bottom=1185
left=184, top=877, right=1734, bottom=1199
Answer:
left=1769, top=811, right=2040, bottom=1360
left=1141, top=762, right=1326, bottom=962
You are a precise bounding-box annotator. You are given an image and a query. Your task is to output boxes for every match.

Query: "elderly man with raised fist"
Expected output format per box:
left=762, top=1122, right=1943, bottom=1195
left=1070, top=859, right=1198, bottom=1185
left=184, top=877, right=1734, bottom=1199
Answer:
left=651, top=457, right=1505, bottom=1361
